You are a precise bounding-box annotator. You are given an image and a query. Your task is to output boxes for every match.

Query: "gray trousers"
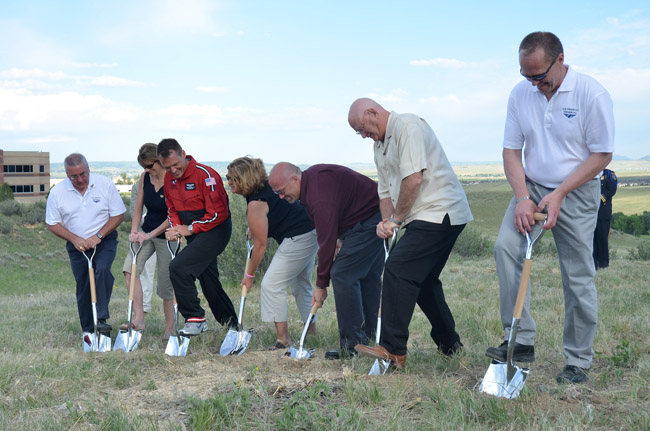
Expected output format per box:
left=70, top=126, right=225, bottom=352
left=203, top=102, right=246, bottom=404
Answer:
left=494, top=178, right=600, bottom=368
left=260, top=229, right=318, bottom=323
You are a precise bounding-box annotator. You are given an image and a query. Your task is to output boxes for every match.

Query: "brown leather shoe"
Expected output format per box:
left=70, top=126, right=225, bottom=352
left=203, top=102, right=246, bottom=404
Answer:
left=355, top=344, right=406, bottom=370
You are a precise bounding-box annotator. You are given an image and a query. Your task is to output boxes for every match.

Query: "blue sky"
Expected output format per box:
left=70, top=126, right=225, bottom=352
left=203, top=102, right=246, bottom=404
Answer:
left=1, top=1, right=648, bottom=166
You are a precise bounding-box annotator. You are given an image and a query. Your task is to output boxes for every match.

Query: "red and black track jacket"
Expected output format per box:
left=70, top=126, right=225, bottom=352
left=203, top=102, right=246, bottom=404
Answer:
left=164, top=156, right=229, bottom=234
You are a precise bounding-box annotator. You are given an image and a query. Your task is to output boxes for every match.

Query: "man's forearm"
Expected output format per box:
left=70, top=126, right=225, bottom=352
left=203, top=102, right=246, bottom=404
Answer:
left=98, top=214, right=125, bottom=237
left=47, top=223, right=80, bottom=244
left=393, top=172, right=422, bottom=221
left=555, top=152, right=612, bottom=199
left=503, top=148, right=529, bottom=199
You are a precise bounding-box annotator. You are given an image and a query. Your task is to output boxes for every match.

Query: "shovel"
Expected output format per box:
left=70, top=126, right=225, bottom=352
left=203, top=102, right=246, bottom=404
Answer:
left=479, top=212, right=547, bottom=399
left=82, top=248, right=112, bottom=353
left=369, top=228, right=398, bottom=376
left=114, top=242, right=143, bottom=352
left=219, top=238, right=254, bottom=356
left=165, top=238, right=190, bottom=356
left=284, top=303, right=319, bottom=359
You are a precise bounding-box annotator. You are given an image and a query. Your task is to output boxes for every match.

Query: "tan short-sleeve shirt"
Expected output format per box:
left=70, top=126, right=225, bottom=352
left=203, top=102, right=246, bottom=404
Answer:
left=374, top=112, right=473, bottom=226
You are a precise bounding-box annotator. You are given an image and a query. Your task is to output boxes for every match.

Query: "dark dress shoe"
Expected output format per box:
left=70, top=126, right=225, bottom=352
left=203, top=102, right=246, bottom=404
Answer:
left=325, top=348, right=358, bottom=360
left=485, top=341, right=535, bottom=363
left=96, top=320, right=112, bottom=336
left=355, top=344, right=406, bottom=369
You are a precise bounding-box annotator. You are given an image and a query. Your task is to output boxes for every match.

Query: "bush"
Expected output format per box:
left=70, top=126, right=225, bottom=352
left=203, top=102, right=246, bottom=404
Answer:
left=20, top=201, right=46, bottom=225
left=0, top=216, right=13, bottom=234
left=452, top=225, right=493, bottom=258
left=0, top=200, right=21, bottom=216
left=629, top=241, right=650, bottom=261
left=0, top=183, right=14, bottom=202
left=612, top=212, right=648, bottom=236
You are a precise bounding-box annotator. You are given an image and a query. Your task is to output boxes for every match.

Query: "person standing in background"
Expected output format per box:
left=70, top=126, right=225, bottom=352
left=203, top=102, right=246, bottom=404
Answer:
left=593, top=168, right=617, bottom=269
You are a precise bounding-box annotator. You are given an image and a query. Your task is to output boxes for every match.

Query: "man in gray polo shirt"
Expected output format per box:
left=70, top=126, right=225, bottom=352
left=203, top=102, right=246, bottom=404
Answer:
left=348, top=98, right=473, bottom=369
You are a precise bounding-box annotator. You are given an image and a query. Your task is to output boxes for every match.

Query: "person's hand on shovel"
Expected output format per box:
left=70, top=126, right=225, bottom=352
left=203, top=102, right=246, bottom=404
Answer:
left=129, top=231, right=149, bottom=244
left=165, top=226, right=187, bottom=242
left=311, top=287, right=327, bottom=308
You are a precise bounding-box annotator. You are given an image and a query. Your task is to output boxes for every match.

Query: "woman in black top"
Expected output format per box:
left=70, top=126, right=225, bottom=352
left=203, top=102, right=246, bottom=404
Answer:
left=126, top=143, right=174, bottom=338
left=227, top=157, right=318, bottom=349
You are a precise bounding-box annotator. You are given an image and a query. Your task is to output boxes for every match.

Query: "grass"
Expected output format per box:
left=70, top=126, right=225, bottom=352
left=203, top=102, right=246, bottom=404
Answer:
left=0, top=180, right=649, bottom=430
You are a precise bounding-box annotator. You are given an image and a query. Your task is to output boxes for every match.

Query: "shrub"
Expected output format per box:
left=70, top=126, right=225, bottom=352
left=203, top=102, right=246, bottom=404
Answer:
left=628, top=241, right=650, bottom=261
left=0, top=216, right=12, bottom=234
left=0, top=183, right=14, bottom=202
left=0, top=200, right=21, bottom=216
left=452, top=225, right=493, bottom=258
left=20, top=201, right=46, bottom=224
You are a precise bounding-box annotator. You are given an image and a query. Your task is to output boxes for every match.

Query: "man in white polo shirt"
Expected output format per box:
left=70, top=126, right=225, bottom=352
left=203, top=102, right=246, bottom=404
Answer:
left=486, top=32, right=614, bottom=383
left=46, top=153, right=126, bottom=338
left=348, top=98, right=474, bottom=369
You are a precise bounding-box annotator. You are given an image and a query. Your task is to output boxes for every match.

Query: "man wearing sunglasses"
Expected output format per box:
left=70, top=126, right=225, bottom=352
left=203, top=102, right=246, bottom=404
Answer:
left=487, top=32, right=614, bottom=384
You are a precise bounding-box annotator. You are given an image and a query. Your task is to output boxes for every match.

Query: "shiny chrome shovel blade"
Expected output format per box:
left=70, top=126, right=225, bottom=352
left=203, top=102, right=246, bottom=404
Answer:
left=219, top=328, right=239, bottom=356
left=83, top=332, right=112, bottom=353
left=369, top=358, right=391, bottom=376
left=479, top=361, right=529, bottom=399
left=165, top=334, right=190, bottom=356
left=284, top=345, right=315, bottom=359
left=114, top=329, right=142, bottom=352
left=232, top=330, right=253, bottom=356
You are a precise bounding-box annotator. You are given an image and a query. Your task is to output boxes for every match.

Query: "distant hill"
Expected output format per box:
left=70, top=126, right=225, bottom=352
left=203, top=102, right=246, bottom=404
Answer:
left=613, top=154, right=632, bottom=161
left=641, top=155, right=650, bottom=161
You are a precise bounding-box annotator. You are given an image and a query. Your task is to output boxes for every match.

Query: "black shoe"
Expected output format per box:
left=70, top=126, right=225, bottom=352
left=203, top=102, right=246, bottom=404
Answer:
left=485, top=341, right=535, bottom=363
left=438, top=341, right=463, bottom=357
left=325, top=348, right=358, bottom=360
left=96, top=320, right=112, bottom=336
left=556, top=365, right=588, bottom=384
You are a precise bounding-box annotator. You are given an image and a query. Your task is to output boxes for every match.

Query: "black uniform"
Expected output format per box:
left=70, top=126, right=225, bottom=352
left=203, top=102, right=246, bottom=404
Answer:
left=593, top=169, right=617, bottom=269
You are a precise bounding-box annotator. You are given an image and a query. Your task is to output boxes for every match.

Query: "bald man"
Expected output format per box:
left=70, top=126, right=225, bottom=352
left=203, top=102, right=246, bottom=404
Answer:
left=348, top=98, right=473, bottom=369
left=269, top=162, right=384, bottom=360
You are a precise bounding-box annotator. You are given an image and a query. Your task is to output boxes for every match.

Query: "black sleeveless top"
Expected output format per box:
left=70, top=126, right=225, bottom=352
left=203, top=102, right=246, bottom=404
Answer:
left=246, top=183, right=313, bottom=244
left=141, top=173, right=167, bottom=239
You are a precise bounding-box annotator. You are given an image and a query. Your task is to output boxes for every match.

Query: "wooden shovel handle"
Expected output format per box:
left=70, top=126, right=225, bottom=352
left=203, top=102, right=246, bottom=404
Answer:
left=512, top=258, right=533, bottom=319
left=129, top=263, right=137, bottom=301
left=240, top=284, right=247, bottom=298
left=533, top=212, right=547, bottom=221
left=309, top=303, right=319, bottom=315
left=89, top=267, right=97, bottom=304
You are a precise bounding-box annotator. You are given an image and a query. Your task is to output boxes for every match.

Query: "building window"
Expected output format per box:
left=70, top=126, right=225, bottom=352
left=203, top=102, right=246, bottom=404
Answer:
left=40, top=165, right=45, bottom=173
left=40, top=184, right=45, bottom=192
left=3, top=165, right=34, bottom=173
left=9, top=185, right=34, bottom=194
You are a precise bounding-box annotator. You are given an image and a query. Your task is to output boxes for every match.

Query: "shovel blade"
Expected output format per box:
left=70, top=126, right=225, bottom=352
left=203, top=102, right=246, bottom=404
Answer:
left=113, top=330, right=142, bottom=352
left=283, top=346, right=315, bottom=359
left=479, top=361, right=529, bottom=399
left=219, top=329, right=239, bottom=356
left=368, top=359, right=391, bottom=376
left=165, top=335, right=190, bottom=356
left=232, top=330, right=253, bottom=356
left=83, top=332, right=112, bottom=353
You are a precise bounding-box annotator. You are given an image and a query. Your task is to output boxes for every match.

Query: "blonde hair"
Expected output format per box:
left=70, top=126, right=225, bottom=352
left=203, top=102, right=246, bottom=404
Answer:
left=227, top=157, right=267, bottom=196
left=137, top=143, right=158, bottom=168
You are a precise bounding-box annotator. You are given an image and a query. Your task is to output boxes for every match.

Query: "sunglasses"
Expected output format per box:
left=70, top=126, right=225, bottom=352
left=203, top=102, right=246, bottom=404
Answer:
left=143, top=161, right=157, bottom=170
left=520, top=55, right=558, bottom=82
left=226, top=174, right=237, bottom=181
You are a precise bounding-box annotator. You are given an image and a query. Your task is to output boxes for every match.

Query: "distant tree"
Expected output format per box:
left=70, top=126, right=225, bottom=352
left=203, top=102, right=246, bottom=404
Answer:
left=115, top=172, right=137, bottom=185
left=0, top=183, right=14, bottom=202
left=612, top=212, right=648, bottom=236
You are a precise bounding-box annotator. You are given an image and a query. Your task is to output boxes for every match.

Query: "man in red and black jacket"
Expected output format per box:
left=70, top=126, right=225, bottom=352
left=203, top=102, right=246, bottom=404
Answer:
left=158, top=139, right=237, bottom=336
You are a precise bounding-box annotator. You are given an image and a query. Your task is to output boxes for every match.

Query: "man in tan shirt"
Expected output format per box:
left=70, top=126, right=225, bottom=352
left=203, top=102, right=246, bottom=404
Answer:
left=348, top=98, right=473, bottom=369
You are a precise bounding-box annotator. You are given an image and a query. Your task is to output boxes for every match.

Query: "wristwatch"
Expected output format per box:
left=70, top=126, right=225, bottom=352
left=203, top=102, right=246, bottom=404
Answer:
left=96, top=232, right=104, bottom=240
left=389, top=215, right=403, bottom=226
left=188, top=224, right=194, bottom=235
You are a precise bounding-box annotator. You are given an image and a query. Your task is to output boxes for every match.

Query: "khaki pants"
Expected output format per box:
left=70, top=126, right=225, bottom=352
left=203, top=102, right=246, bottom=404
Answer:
left=494, top=178, right=600, bottom=368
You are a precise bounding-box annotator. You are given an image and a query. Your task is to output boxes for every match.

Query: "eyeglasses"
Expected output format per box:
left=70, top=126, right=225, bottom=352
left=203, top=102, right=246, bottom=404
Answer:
left=68, top=171, right=89, bottom=181
left=143, top=162, right=156, bottom=170
left=273, top=178, right=292, bottom=196
left=520, top=55, right=558, bottom=82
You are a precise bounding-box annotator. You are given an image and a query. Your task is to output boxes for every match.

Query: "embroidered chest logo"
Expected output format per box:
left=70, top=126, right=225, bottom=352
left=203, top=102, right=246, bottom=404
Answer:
left=562, top=108, right=578, bottom=119
left=185, top=183, right=196, bottom=191
left=92, top=196, right=101, bottom=203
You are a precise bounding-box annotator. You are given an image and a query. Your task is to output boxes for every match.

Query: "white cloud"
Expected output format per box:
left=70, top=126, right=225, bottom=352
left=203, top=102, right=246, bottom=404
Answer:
left=89, top=76, right=148, bottom=87
left=197, top=86, right=229, bottom=93
left=158, top=104, right=224, bottom=129
left=1, top=68, right=68, bottom=80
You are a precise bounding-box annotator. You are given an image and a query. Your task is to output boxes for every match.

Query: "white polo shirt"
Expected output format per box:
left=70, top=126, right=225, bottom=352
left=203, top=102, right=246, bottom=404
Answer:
left=503, top=65, right=615, bottom=188
left=374, top=112, right=473, bottom=226
left=46, top=173, right=126, bottom=239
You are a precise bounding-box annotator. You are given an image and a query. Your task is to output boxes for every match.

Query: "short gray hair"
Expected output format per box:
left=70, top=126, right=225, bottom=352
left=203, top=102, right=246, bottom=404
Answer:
left=64, top=153, right=89, bottom=169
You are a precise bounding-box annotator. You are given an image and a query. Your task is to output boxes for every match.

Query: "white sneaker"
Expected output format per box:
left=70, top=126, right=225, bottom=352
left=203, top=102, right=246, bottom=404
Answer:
left=179, top=321, right=208, bottom=336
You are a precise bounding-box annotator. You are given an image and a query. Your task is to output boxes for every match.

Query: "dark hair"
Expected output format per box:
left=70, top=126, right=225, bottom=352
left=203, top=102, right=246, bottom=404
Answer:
left=157, top=138, right=182, bottom=158
left=137, top=143, right=158, bottom=167
left=64, top=153, right=89, bottom=169
left=227, top=157, right=267, bottom=196
left=519, top=31, right=563, bottom=63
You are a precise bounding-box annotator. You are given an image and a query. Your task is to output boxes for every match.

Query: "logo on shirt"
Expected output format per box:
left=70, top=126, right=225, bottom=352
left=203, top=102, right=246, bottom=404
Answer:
left=562, top=108, right=578, bottom=119
left=185, top=183, right=196, bottom=191
left=205, top=177, right=216, bottom=186
left=92, top=196, right=101, bottom=203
